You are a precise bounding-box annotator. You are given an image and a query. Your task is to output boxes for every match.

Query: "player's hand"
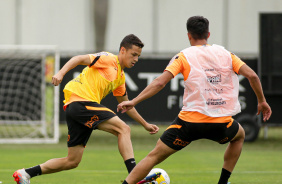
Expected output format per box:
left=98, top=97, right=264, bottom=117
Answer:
left=117, top=101, right=135, bottom=113
left=52, top=72, right=64, bottom=86
left=144, top=123, right=159, bottom=134
left=257, top=101, right=272, bottom=122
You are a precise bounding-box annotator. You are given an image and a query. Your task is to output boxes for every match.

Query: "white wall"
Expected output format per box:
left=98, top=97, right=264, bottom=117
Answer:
left=105, top=0, right=154, bottom=53
left=0, top=0, right=282, bottom=56
left=155, top=0, right=225, bottom=53
left=228, top=0, right=282, bottom=54
left=0, top=0, right=17, bottom=44
left=0, top=0, right=94, bottom=52
left=105, top=0, right=226, bottom=54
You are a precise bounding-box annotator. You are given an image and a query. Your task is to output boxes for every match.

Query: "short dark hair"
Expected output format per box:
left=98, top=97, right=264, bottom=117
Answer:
left=119, top=34, right=144, bottom=51
left=186, top=16, right=209, bottom=40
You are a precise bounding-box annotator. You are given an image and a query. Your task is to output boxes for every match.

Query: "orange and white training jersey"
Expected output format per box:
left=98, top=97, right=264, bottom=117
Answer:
left=63, top=52, right=126, bottom=106
left=165, top=44, right=246, bottom=123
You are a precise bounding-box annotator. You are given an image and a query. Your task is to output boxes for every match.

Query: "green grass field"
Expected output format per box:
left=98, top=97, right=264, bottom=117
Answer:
left=1, top=124, right=282, bottom=184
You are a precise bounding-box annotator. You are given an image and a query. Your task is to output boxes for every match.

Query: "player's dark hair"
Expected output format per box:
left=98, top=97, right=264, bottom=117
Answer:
left=119, top=34, right=144, bottom=51
left=186, top=16, right=209, bottom=40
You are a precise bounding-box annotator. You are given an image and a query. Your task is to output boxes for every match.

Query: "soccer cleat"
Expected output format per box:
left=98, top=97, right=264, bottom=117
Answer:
left=13, top=169, right=30, bottom=184
left=137, top=172, right=161, bottom=184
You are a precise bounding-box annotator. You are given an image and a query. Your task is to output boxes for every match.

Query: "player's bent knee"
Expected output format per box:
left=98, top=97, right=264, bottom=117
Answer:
left=231, top=125, right=245, bottom=142
left=237, top=125, right=245, bottom=140
left=119, top=123, right=131, bottom=135
left=65, top=156, right=82, bottom=170
left=66, top=160, right=81, bottom=170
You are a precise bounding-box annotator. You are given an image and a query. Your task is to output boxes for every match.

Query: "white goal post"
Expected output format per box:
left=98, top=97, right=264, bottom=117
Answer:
left=0, top=45, right=60, bottom=143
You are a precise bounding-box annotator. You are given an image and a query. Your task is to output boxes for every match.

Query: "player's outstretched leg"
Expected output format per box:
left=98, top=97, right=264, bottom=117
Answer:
left=13, top=145, right=85, bottom=183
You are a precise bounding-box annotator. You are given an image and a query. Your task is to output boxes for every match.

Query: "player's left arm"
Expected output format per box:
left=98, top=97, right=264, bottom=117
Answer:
left=115, top=95, right=159, bottom=134
left=232, top=53, right=272, bottom=121
left=238, top=64, right=272, bottom=121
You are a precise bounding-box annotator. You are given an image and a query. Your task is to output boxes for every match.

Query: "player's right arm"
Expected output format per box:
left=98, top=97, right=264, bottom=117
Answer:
left=132, top=71, right=174, bottom=105
left=52, top=55, right=91, bottom=86
left=238, top=64, right=272, bottom=122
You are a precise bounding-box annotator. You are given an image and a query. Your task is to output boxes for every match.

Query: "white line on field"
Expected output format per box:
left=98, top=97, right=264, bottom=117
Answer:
left=1, top=169, right=281, bottom=174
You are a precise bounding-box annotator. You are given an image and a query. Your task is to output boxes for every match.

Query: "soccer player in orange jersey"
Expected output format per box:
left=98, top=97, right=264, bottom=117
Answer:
left=13, top=34, right=159, bottom=184
left=118, top=17, right=272, bottom=184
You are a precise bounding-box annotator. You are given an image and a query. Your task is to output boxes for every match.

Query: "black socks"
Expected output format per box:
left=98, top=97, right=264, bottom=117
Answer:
left=218, top=168, right=231, bottom=184
left=122, top=180, right=128, bottom=184
left=124, top=158, right=136, bottom=173
left=25, top=165, right=42, bottom=178
left=122, top=158, right=136, bottom=184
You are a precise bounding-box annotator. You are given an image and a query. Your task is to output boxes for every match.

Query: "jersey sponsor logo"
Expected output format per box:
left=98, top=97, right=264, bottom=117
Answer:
left=204, top=67, right=222, bottom=72
left=85, top=115, right=99, bottom=128
left=173, top=137, right=190, bottom=147
left=73, top=78, right=82, bottom=84
left=207, top=74, right=221, bottom=84
left=204, top=88, right=224, bottom=94
left=72, top=73, right=84, bottom=84
left=206, top=98, right=226, bottom=106
left=205, top=68, right=215, bottom=72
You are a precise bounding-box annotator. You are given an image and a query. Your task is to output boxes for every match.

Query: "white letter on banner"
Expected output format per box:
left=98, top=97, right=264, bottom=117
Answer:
left=170, top=74, right=184, bottom=91
left=238, top=75, right=245, bottom=92
left=73, top=72, right=80, bottom=78
left=138, top=73, right=161, bottom=85
left=179, top=95, right=183, bottom=109
left=167, top=95, right=177, bottom=109
left=125, top=73, right=138, bottom=91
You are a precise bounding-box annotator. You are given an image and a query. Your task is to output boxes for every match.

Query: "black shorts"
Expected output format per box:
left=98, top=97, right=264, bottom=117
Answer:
left=65, top=101, right=116, bottom=147
left=160, top=117, right=239, bottom=150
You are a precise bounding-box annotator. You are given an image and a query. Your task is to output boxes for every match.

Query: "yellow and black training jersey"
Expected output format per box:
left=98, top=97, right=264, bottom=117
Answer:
left=63, top=52, right=126, bottom=107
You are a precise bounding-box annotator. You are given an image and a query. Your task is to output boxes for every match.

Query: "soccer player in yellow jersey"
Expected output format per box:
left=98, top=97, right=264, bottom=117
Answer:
left=119, top=17, right=272, bottom=184
left=13, top=34, right=159, bottom=184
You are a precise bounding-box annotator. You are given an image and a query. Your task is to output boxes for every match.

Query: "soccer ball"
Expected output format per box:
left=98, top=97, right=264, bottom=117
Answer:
left=147, top=168, right=170, bottom=184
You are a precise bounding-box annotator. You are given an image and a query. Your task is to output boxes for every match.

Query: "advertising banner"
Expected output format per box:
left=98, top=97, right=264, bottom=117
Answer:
left=59, top=57, right=258, bottom=125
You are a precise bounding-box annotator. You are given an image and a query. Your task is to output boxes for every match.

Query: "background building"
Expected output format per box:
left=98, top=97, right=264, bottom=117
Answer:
left=1, top=0, right=282, bottom=56
left=0, top=0, right=282, bottom=142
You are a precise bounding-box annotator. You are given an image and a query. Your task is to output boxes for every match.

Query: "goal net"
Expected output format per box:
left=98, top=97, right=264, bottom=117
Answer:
left=0, top=45, right=60, bottom=143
